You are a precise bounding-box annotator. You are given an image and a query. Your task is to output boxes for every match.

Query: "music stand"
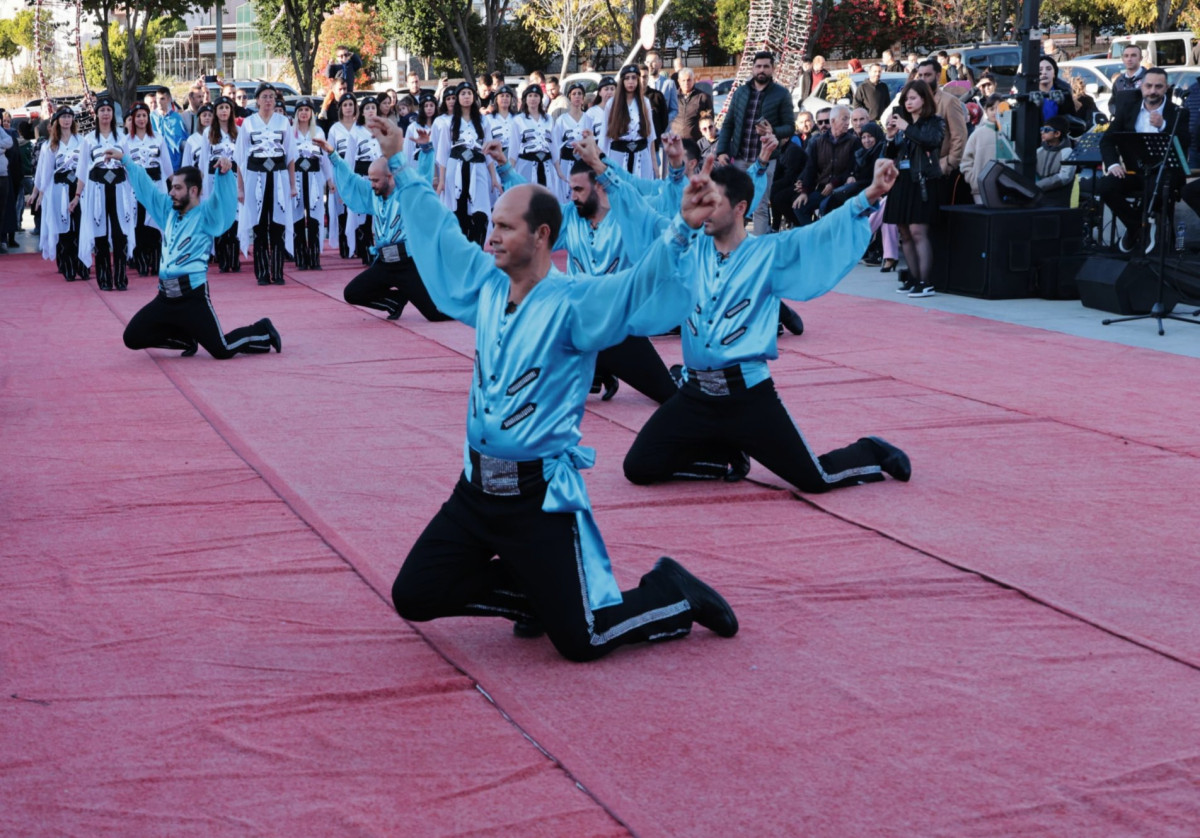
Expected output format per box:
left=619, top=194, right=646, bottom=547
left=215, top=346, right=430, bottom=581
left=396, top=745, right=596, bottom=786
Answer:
left=1100, top=131, right=1200, bottom=335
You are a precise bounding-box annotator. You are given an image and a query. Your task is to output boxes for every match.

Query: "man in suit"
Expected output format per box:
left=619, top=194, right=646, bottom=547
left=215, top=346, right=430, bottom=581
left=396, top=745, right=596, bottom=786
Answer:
left=1097, top=68, right=1191, bottom=254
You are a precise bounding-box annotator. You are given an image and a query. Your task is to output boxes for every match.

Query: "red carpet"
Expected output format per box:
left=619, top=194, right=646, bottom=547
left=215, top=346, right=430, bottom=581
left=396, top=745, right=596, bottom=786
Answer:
left=4, top=252, right=1200, bottom=836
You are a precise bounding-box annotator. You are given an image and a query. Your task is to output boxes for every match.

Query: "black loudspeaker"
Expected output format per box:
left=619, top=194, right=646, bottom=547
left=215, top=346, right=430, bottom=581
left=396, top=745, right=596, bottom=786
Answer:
left=934, top=205, right=1086, bottom=299
left=1076, top=255, right=1180, bottom=314
left=978, top=160, right=1044, bottom=209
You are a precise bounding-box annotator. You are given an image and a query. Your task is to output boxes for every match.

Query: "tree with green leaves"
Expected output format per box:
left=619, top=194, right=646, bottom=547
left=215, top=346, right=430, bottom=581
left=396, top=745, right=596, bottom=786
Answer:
left=82, top=18, right=183, bottom=90
left=82, top=0, right=198, bottom=107
left=0, top=19, right=20, bottom=79
left=249, top=0, right=341, bottom=95
left=715, top=0, right=749, bottom=59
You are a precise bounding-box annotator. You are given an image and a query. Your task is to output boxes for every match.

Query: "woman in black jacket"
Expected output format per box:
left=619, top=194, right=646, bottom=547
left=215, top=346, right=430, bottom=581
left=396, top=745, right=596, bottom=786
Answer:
left=883, top=80, right=945, bottom=297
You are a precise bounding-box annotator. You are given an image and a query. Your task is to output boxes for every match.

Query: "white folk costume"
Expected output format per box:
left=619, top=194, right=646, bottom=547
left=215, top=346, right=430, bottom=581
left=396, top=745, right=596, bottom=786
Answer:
left=125, top=129, right=174, bottom=276
left=350, top=123, right=382, bottom=264
left=484, top=110, right=517, bottom=202
left=512, top=112, right=562, bottom=195
left=552, top=110, right=593, bottom=197
left=34, top=130, right=87, bottom=281
left=76, top=128, right=135, bottom=291
left=602, top=97, right=657, bottom=179
left=235, top=110, right=295, bottom=284
left=326, top=120, right=362, bottom=259
left=436, top=114, right=492, bottom=245
left=292, top=124, right=333, bottom=270
left=184, top=124, right=240, bottom=273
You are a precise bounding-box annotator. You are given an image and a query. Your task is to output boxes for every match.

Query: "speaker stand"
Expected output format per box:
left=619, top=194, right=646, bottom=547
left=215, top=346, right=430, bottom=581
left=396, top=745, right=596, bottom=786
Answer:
left=1101, top=159, right=1200, bottom=335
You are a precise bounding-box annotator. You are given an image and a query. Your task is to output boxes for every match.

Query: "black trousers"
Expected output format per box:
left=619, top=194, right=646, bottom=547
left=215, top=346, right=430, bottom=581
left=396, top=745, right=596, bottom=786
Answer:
left=93, top=182, right=128, bottom=291
left=215, top=222, right=240, bottom=273
left=596, top=336, right=677, bottom=404
left=623, top=378, right=885, bottom=493
left=293, top=217, right=321, bottom=270
left=133, top=205, right=162, bottom=276
left=123, top=283, right=274, bottom=359
left=252, top=171, right=285, bottom=283
left=56, top=205, right=87, bottom=281
left=356, top=216, right=375, bottom=265
left=392, top=476, right=694, bottom=662
left=343, top=255, right=451, bottom=321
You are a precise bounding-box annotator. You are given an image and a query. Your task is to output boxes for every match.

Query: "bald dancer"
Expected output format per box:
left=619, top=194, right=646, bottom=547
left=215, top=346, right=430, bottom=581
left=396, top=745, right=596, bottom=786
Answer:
left=315, top=128, right=448, bottom=321
left=362, top=112, right=739, bottom=661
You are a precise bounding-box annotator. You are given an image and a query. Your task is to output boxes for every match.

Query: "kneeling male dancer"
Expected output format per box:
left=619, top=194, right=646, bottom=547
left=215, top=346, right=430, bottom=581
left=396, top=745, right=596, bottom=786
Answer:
left=364, top=113, right=738, bottom=661
left=315, top=129, right=449, bottom=323
left=623, top=159, right=912, bottom=491
left=113, top=150, right=281, bottom=359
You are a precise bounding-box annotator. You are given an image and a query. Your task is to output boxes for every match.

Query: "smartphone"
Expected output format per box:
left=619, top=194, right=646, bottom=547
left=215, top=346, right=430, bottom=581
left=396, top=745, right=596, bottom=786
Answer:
left=755, top=118, right=772, bottom=134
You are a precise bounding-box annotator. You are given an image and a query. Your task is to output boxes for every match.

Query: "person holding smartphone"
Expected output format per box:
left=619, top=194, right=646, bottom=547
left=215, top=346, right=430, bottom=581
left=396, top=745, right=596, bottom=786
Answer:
left=715, top=51, right=795, bottom=235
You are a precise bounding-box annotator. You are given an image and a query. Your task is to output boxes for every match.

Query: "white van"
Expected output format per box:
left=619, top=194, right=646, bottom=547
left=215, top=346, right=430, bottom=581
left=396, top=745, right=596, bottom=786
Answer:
left=1108, top=32, right=1197, bottom=67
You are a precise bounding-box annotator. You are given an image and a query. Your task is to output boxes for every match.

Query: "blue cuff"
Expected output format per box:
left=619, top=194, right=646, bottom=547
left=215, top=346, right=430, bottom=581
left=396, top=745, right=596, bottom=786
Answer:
left=667, top=214, right=699, bottom=250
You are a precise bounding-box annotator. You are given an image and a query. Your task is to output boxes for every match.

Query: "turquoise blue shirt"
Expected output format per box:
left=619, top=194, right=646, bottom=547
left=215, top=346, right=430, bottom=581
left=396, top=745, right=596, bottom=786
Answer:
left=497, top=161, right=646, bottom=277
left=124, top=155, right=237, bottom=296
left=328, top=148, right=434, bottom=256
left=391, top=150, right=698, bottom=611
left=151, top=109, right=188, bottom=171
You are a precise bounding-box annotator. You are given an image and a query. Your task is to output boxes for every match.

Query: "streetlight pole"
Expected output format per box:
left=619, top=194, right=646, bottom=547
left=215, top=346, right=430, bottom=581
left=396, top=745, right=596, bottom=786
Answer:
left=1014, top=0, right=1041, bottom=181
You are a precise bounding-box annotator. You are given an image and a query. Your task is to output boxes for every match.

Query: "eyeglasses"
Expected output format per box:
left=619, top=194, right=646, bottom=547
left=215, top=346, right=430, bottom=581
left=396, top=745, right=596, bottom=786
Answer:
left=817, top=120, right=830, bottom=126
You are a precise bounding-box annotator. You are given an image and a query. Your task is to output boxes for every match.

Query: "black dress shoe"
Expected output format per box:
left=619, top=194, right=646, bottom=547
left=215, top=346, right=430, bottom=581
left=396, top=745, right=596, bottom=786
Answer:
left=590, top=371, right=619, bottom=401
left=257, top=277, right=270, bottom=286
left=180, top=339, right=199, bottom=357
left=862, top=436, right=911, bottom=482
left=725, top=451, right=751, bottom=482
left=655, top=557, right=738, bottom=637
left=261, top=318, right=282, bottom=353
left=778, top=302, right=804, bottom=336
left=512, top=619, right=544, bottom=638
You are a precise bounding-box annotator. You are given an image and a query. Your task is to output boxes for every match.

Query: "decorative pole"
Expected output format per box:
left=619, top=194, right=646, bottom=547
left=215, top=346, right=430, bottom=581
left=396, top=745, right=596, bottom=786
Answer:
left=719, top=0, right=813, bottom=122
left=75, top=0, right=93, bottom=102
left=33, top=0, right=51, bottom=109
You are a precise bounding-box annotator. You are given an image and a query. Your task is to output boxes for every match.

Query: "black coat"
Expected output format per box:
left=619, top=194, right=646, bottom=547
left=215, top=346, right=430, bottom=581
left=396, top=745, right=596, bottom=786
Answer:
left=1100, top=93, right=1191, bottom=177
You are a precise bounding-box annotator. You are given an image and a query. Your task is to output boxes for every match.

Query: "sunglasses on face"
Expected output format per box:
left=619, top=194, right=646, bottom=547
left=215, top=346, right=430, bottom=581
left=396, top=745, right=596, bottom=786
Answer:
left=817, top=119, right=830, bottom=126
left=1040, top=126, right=1056, bottom=132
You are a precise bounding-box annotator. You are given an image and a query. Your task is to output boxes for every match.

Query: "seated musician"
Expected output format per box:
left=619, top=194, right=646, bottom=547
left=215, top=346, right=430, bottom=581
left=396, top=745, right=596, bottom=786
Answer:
left=1096, top=68, right=1190, bottom=254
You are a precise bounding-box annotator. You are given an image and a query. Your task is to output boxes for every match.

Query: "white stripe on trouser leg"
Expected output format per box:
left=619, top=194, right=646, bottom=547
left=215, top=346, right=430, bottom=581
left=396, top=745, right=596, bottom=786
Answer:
left=790, top=411, right=880, bottom=484
left=568, top=523, right=690, bottom=647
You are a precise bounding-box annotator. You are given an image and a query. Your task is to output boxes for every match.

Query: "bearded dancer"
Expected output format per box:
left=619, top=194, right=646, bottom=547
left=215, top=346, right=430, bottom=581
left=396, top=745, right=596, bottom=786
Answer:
left=110, top=149, right=281, bottom=359
left=363, top=114, right=738, bottom=661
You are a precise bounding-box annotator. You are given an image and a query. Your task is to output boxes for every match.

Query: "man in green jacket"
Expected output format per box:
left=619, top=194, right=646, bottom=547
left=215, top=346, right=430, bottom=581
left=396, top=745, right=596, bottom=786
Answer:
left=716, top=50, right=795, bottom=235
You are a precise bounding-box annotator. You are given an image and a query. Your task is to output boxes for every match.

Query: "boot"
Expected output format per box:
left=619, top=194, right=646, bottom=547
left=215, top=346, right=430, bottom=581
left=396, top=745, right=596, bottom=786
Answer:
left=112, top=239, right=128, bottom=291
left=94, top=238, right=113, bottom=290
left=270, top=224, right=286, bottom=284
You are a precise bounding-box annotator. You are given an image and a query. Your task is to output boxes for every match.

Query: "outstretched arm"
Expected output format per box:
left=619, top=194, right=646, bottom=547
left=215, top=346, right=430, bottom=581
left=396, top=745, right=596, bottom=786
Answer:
left=315, top=136, right=374, bottom=215
left=368, top=116, right=496, bottom=325
left=199, top=159, right=239, bottom=235
left=568, top=158, right=720, bottom=349
left=770, top=159, right=898, bottom=300
left=107, top=148, right=172, bottom=229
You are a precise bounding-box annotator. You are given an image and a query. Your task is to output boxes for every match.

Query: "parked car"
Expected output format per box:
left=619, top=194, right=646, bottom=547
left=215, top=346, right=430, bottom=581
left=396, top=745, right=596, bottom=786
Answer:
left=1165, top=67, right=1200, bottom=106
left=933, top=43, right=1022, bottom=89
left=1108, top=32, right=1197, bottom=67
left=204, top=78, right=299, bottom=103
left=711, top=77, right=735, bottom=113
left=794, top=71, right=909, bottom=115
left=1058, top=59, right=1121, bottom=117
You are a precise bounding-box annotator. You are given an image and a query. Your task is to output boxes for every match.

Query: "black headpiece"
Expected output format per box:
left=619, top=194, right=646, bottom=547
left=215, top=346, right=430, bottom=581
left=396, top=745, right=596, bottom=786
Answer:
left=254, top=82, right=277, bottom=100
left=94, top=96, right=115, bottom=111
left=338, top=92, right=358, bottom=107
left=196, top=103, right=215, bottom=117
left=214, top=96, right=235, bottom=109
left=598, top=75, right=617, bottom=89
left=51, top=106, right=74, bottom=123
left=619, top=65, right=640, bottom=79
left=495, top=85, right=516, bottom=98
left=566, top=81, right=586, bottom=97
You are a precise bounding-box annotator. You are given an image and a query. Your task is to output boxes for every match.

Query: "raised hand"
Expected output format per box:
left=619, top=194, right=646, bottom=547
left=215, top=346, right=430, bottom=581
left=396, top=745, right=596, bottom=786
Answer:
left=312, top=137, right=334, bottom=154
left=366, top=115, right=404, bottom=158
left=681, top=155, right=719, bottom=229
left=482, top=139, right=507, bottom=165
left=757, top=131, right=778, bottom=164
left=663, top=133, right=685, bottom=169
left=214, top=157, right=233, bottom=175
left=574, top=133, right=602, bottom=170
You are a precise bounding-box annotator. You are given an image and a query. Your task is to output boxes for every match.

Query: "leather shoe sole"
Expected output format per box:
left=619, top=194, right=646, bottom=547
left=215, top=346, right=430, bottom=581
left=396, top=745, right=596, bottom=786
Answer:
left=513, top=619, right=544, bottom=638
left=863, top=436, right=911, bottom=482
left=655, top=556, right=738, bottom=638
